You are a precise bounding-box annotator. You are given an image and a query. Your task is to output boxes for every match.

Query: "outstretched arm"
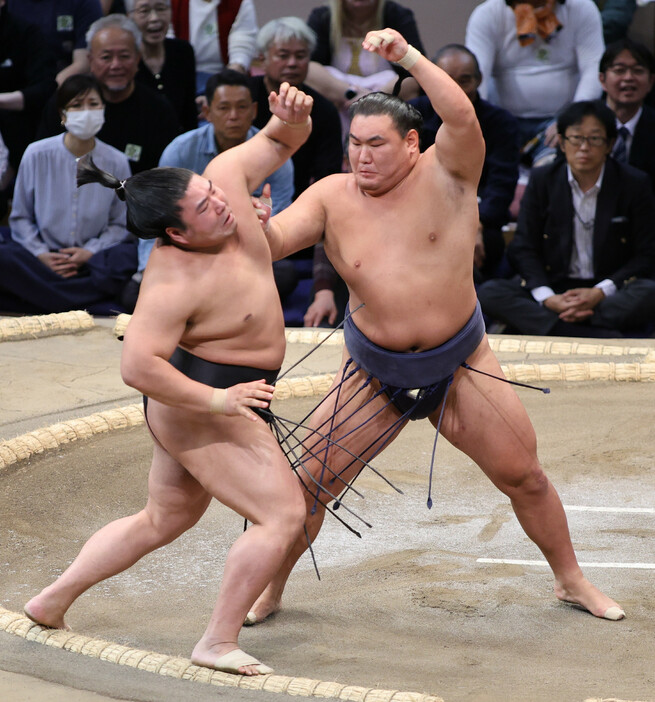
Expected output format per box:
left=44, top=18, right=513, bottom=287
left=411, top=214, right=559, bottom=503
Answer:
left=362, top=29, right=484, bottom=182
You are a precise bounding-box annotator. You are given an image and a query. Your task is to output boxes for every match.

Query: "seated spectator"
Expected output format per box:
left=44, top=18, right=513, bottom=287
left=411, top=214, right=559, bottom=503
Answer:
left=306, top=0, right=424, bottom=134
left=477, top=100, right=655, bottom=338
left=0, top=75, right=136, bottom=315
left=410, top=44, right=520, bottom=283
left=7, top=0, right=103, bottom=85
left=170, top=0, right=258, bottom=95
left=594, top=0, right=636, bottom=44
left=251, top=16, right=345, bottom=327
left=126, top=0, right=198, bottom=133
left=466, top=0, right=605, bottom=165
left=0, top=0, right=57, bottom=177
left=37, top=13, right=179, bottom=174
left=599, top=38, right=655, bottom=191
left=125, top=69, right=295, bottom=310
left=252, top=17, right=342, bottom=202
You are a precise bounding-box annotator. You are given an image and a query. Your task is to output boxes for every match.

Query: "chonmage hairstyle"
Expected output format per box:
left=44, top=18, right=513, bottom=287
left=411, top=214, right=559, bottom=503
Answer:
left=76, top=154, right=193, bottom=242
left=349, top=92, right=423, bottom=138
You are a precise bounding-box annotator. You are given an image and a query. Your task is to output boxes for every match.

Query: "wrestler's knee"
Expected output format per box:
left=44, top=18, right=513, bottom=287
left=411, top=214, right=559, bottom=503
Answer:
left=499, top=460, right=550, bottom=499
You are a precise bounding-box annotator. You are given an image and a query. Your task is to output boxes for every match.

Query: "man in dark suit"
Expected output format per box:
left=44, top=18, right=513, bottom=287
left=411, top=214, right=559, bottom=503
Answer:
left=599, top=38, right=655, bottom=192
left=478, top=100, right=655, bottom=337
left=410, top=44, right=520, bottom=282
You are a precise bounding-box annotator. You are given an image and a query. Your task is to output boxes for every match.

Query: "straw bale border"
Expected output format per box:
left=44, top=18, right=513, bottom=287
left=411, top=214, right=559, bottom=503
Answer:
left=0, top=311, right=94, bottom=341
left=0, top=607, right=443, bottom=702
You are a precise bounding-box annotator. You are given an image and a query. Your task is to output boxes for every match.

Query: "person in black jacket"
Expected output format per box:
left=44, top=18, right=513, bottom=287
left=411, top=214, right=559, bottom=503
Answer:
left=478, top=100, right=655, bottom=337
left=599, top=38, right=655, bottom=193
left=411, top=44, right=520, bottom=282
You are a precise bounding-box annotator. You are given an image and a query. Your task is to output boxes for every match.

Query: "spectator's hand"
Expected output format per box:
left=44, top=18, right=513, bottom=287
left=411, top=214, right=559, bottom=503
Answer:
left=473, top=223, right=485, bottom=269
left=543, top=293, right=572, bottom=315
left=269, top=82, right=313, bottom=126
left=543, top=120, right=559, bottom=148
left=224, top=380, right=275, bottom=422
left=38, top=251, right=79, bottom=278
left=304, top=289, right=337, bottom=327
left=252, top=183, right=272, bottom=232
left=558, top=287, right=603, bottom=321
left=362, top=28, right=409, bottom=64
left=59, top=247, right=93, bottom=269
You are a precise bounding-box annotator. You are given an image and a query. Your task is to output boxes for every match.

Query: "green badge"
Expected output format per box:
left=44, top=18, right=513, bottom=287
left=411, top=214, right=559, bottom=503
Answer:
left=57, top=15, right=74, bottom=31
left=124, top=144, right=143, bottom=162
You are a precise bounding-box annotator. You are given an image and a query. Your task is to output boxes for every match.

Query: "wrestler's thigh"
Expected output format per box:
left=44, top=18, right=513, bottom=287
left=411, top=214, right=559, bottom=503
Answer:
left=302, top=349, right=407, bottom=488
left=147, top=401, right=304, bottom=525
left=143, top=441, right=212, bottom=531
left=436, top=338, right=540, bottom=488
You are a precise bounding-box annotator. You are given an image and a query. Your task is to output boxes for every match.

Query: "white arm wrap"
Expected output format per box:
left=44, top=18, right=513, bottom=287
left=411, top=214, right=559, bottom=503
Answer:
left=209, top=388, right=227, bottom=414
left=396, top=44, right=421, bottom=70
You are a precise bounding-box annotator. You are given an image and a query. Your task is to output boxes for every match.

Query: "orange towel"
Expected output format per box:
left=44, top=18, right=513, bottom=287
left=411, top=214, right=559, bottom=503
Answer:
left=514, top=0, right=562, bottom=46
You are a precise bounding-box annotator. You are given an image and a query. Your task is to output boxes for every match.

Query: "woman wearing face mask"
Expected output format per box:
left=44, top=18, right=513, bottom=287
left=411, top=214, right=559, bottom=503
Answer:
left=0, top=74, right=136, bottom=314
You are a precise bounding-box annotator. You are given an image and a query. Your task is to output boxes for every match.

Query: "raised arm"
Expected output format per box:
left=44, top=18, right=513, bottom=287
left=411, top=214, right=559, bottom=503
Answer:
left=207, top=83, right=313, bottom=196
left=362, top=29, right=485, bottom=182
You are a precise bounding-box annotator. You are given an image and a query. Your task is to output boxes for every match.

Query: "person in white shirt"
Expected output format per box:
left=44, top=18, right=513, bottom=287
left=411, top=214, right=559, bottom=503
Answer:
left=466, top=0, right=605, bottom=164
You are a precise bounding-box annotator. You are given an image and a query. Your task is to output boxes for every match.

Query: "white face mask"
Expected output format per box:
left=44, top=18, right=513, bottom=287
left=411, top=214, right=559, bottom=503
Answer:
left=64, top=108, right=105, bottom=140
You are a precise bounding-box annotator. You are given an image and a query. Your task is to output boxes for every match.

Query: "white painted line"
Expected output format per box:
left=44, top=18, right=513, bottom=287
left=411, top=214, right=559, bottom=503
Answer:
left=563, top=505, right=655, bottom=514
left=477, top=558, right=655, bottom=569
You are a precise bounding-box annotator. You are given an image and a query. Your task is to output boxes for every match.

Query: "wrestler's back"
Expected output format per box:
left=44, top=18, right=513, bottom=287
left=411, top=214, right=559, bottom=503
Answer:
left=323, top=153, right=480, bottom=352
left=139, top=183, right=286, bottom=371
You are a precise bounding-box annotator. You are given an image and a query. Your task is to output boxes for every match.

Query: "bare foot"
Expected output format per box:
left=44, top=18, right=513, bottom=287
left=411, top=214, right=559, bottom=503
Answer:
left=554, top=576, right=625, bottom=620
left=24, top=594, right=71, bottom=631
left=191, top=641, right=272, bottom=676
left=243, top=593, right=281, bottom=626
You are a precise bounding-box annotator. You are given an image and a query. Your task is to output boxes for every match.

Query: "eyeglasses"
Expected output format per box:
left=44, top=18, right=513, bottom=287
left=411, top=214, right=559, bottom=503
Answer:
left=606, top=63, right=649, bottom=78
left=563, top=135, right=608, bottom=147
left=132, top=4, right=171, bottom=19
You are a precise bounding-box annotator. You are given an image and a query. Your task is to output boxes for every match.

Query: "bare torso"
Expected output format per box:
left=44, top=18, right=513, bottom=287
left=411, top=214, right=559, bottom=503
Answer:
left=140, top=178, right=286, bottom=371
left=320, top=148, right=480, bottom=351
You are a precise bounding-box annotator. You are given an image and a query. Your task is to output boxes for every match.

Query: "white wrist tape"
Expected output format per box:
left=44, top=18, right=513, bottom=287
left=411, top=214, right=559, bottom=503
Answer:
left=209, top=388, right=227, bottom=414
left=396, top=44, right=421, bottom=70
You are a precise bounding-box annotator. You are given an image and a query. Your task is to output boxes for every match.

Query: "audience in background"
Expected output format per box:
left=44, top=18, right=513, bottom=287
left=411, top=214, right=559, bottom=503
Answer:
left=0, top=0, right=57, bottom=178
left=306, top=0, right=424, bottom=133
left=466, top=0, right=604, bottom=165
left=0, top=0, right=653, bottom=336
left=126, top=0, right=198, bottom=133
left=411, top=44, right=520, bottom=283
left=170, top=0, right=258, bottom=95
left=0, top=75, right=135, bottom=314
left=599, top=38, right=655, bottom=191
left=478, top=101, right=655, bottom=338
left=594, top=0, right=637, bottom=44
left=7, top=0, right=103, bottom=85
left=37, top=14, right=179, bottom=174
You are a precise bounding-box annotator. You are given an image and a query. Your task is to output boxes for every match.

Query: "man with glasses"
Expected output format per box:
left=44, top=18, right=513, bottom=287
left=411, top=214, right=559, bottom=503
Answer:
left=599, top=38, right=655, bottom=192
left=127, top=0, right=198, bottom=133
left=478, top=100, right=655, bottom=337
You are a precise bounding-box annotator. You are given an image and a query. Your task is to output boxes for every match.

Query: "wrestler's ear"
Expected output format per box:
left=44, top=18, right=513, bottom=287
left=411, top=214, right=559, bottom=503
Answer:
left=165, top=225, right=190, bottom=246
left=406, top=128, right=419, bottom=152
